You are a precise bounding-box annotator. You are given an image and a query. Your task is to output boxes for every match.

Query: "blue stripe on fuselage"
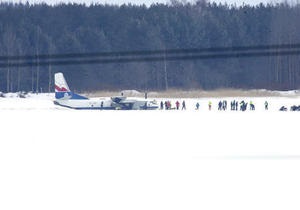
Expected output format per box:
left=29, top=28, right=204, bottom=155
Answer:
left=53, top=101, right=158, bottom=110
left=53, top=101, right=115, bottom=110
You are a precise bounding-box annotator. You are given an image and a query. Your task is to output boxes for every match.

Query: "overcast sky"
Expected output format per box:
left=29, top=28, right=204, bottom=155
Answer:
left=2, top=0, right=286, bottom=6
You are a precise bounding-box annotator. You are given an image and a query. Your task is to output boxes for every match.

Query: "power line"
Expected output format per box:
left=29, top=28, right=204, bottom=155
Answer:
left=1, top=43, right=300, bottom=61
left=0, top=44, right=300, bottom=68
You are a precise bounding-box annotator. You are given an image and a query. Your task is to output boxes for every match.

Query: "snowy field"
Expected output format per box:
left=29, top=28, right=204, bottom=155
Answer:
left=1, top=92, right=300, bottom=210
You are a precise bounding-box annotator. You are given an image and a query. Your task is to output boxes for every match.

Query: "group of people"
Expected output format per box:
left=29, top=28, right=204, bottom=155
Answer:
left=217, top=100, right=228, bottom=110
left=160, top=100, right=186, bottom=110
left=216, top=100, right=259, bottom=111
left=216, top=100, right=268, bottom=111
left=159, top=99, right=269, bottom=111
left=280, top=104, right=300, bottom=111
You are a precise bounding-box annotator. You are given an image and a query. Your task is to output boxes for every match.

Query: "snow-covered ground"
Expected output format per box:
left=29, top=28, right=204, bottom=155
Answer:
left=1, top=92, right=300, bottom=210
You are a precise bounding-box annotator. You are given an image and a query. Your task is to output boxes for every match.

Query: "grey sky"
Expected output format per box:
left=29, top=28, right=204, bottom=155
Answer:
left=2, top=0, right=284, bottom=6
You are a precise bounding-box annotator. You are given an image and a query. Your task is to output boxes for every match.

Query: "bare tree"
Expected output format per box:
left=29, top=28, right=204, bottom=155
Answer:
left=2, top=28, right=17, bottom=92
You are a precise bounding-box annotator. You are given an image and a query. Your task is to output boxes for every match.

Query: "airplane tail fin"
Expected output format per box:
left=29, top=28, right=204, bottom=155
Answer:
left=55, top=72, right=70, bottom=93
left=54, top=72, right=88, bottom=100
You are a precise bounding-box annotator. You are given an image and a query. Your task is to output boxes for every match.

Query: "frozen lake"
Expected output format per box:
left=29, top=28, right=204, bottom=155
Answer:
left=1, top=94, right=300, bottom=210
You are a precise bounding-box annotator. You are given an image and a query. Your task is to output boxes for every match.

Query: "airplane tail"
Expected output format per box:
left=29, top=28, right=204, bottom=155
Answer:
left=55, top=72, right=70, bottom=93
left=54, top=72, right=88, bottom=100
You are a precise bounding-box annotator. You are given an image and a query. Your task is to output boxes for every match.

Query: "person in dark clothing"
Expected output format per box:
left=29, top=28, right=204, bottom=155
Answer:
left=232, top=100, right=236, bottom=110
left=240, top=100, right=244, bottom=111
left=240, top=100, right=247, bottom=111
left=264, top=101, right=268, bottom=110
left=218, top=101, right=222, bottom=110
left=182, top=100, right=186, bottom=110
left=279, top=106, right=287, bottom=111
left=222, top=100, right=227, bottom=110
left=195, top=102, right=200, bottom=110
left=160, top=101, right=164, bottom=110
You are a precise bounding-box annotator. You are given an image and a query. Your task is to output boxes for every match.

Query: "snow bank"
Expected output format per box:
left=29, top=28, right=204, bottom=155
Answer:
left=1, top=92, right=300, bottom=210
left=120, top=89, right=142, bottom=97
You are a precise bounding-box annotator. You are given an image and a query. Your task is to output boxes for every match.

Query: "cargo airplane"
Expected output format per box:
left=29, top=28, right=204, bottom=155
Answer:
left=53, top=72, right=158, bottom=110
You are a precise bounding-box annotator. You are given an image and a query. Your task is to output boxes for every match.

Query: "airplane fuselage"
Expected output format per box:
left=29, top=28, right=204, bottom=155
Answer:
left=54, top=96, right=158, bottom=110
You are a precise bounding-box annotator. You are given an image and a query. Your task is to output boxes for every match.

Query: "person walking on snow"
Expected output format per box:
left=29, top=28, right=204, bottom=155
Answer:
left=167, top=101, right=171, bottom=109
left=230, top=101, right=234, bottom=110
left=222, top=100, right=227, bottom=110
left=218, top=101, right=222, bottom=110
left=195, top=102, right=200, bottom=110
left=264, top=101, right=268, bottom=110
left=208, top=101, right=212, bottom=111
left=182, top=100, right=186, bottom=110
left=176, top=101, right=180, bottom=110
left=250, top=101, right=255, bottom=110
left=160, top=101, right=164, bottom=110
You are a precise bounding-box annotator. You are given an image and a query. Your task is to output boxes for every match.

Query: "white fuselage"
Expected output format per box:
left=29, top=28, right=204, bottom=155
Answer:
left=54, top=97, right=158, bottom=110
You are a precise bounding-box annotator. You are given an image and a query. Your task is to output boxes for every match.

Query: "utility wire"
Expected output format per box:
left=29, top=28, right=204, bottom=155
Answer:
left=1, top=43, right=300, bottom=61
left=0, top=44, right=300, bottom=68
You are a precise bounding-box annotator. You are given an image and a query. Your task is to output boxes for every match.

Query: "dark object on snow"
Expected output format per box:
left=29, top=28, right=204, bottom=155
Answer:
left=160, top=101, right=164, bottom=110
left=195, top=102, right=200, bottom=110
left=18, top=91, right=27, bottom=98
left=249, top=101, right=255, bottom=110
left=182, top=100, right=186, bottom=110
left=240, top=100, right=247, bottom=111
left=218, top=101, right=223, bottom=110
left=176, top=101, right=180, bottom=110
left=290, top=105, right=300, bottom=111
left=279, top=106, right=287, bottom=111
left=230, top=100, right=236, bottom=110
left=264, top=101, right=268, bottom=110
left=222, top=100, right=227, bottom=110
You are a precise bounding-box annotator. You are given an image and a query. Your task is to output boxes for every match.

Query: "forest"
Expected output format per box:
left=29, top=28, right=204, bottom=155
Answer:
left=0, top=1, right=300, bottom=92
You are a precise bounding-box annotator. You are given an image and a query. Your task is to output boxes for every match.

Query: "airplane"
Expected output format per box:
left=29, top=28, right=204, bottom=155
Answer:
left=53, top=72, right=159, bottom=110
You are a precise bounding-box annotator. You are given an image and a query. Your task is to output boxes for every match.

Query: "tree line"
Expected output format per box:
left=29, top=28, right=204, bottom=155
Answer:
left=0, top=1, right=300, bottom=92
